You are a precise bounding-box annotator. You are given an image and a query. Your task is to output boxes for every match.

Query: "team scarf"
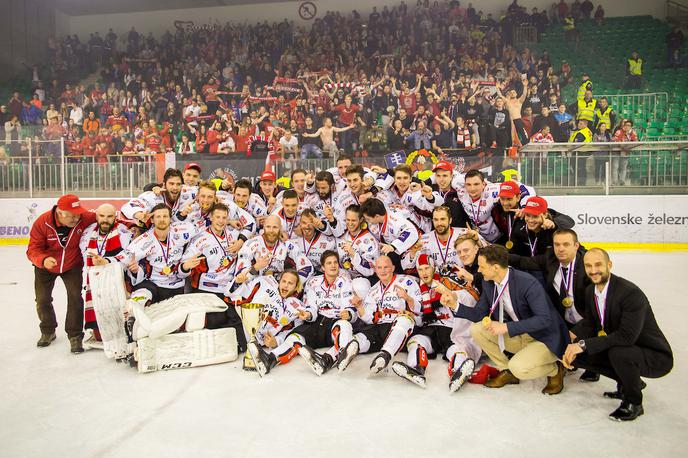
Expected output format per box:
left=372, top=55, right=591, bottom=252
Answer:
left=83, top=228, right=126, bottom=328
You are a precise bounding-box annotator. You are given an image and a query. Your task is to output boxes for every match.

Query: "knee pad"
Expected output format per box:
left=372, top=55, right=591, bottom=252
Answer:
left=407, top=334, right=433, bottom=352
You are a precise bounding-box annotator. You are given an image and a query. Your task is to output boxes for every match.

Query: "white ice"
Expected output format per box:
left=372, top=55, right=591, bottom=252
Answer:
left=1, top=246, right=686, bottom=457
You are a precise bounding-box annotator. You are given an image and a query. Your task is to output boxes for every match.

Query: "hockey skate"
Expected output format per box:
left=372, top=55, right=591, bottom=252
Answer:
left=298, top=345, right=334, bottom=376
left=336, top=339, right=359, bottom=373
left=369, top=350, right=392, bottom=375
left=391, top=361, right=426, bottom=388
left=82, top=329, right=104, bottom=351
left=449, top=358, right=475, bottom=393
left=247, top=340, right=277, bottom=377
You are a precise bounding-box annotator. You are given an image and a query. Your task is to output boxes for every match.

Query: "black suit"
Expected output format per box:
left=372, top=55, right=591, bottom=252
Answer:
left=572, top=274, right=673, bottom=404
left=509, top=247, right=590, bottom=327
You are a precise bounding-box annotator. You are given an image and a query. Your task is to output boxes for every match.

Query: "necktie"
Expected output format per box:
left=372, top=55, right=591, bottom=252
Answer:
left=559, top=267, right=568, bottom=301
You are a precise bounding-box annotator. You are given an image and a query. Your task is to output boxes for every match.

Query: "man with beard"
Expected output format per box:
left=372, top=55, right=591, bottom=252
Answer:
left=226, top=179, right=268, bottom=224
left=403, top=206, right=486, bottom=272
left=376, top=164, right=437, bottom=233
left=337, top=256, right=422, bottom=374
left=182, top=203, right=246, bottom=351
left=121, top=168, right=186, bottom=226
left=335, top=204, right=379, bottom=283
left=289, top=209, right=336, bottom=273
left=392, top=254, right=481, bottom=393
left=275, top=169, right=313, bottom=213
left=27, top=195, right=97, bottom=353
left=92, top=204, right=201, bottom=305
left=79, top=203, right=134, bottom=348
left=510, top=197, right=574, bottom=258
left=143, top=162, right=202, bottom=192
left=564, top=249, right=673, bottom=421
left=305, top=171, right=336, bottom=221
left=331, top=165, right=375, bottom=237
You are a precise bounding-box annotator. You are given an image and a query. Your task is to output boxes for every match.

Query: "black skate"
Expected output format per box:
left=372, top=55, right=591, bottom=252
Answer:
left=391, top=361, right=427, bottom=388
left=336, top=339, right=359, bottom=373
left=247, top=340, right=277, bottom=377
left=298, top=345, right=333, bottom=376
left=369, top=350, right=392, bottom=375
left=449, top=358, right=475, bottom=393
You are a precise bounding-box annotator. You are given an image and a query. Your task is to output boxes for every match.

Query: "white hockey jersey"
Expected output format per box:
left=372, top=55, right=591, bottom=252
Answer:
left=182, top=227, right=242, bottom=293
left=232, top=235, right=313, bottom=286
left=367, top=210, right=420, bottom=255
left=289, top=232, right=337, bottom=273
left=120, top=186, right=197, bottom=221
left=361, top=275, right=422, bottom=325
left=401, top=227, right=487, bottom=271
left=336, top=229, right=379, bottom=278
left=303, top=274, right=357, bottom=321
left=457, top=182, right=501, bottom=242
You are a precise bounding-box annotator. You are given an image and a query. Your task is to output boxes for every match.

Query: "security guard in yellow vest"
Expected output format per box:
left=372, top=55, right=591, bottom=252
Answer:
left=569, top=119, right=593, bottom=143
left=569, top=119, right=593, bottom=185
left=626, top=51, right=643, bottom=89
left=594, top=97, right=616, bottom=133
left=576, top=90, right=597, bottom=122
left=577, top=74, right=593, bottom=101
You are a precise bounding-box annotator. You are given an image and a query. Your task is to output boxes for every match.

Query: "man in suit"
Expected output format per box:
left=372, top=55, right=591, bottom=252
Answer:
left=445, top=244, right=570, bottom=394
left=508, top=229, right=599, bottom=381
left=563, top=248, right=673, bottom=421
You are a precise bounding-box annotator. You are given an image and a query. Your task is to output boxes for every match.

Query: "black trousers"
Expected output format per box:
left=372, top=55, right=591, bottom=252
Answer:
left=135, top=280, right=184, bottom=303
left=289, top=316, right=339, bottom=349
left=357, top=322, right=394, bottom=354
left=574, top=345, right=673, bottom=404
left=34, top=266, right=84, bottom=338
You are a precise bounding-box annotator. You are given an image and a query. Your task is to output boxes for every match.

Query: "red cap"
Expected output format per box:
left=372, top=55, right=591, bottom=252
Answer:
left=184, top=162, right=202, bottom=173
left=499, top=181, right=520, bottom=198
left=522, top=196, right=548, bottom=216
left=56, top=194, right=87, bottom=214
left=260, top=170, right=276, bottom=182
left=416, top=253, right=434, bottom=268
left=432, top=160, right=454, bottom=173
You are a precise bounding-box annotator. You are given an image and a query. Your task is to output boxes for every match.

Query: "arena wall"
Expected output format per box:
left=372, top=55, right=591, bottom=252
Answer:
left=61, top=0, right=667, bottom=40
left=2, top=195, right=687, bottom=250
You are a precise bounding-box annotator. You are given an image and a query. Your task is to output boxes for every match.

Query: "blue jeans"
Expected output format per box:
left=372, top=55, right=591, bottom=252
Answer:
left=300, top=143, right=323, bottom=159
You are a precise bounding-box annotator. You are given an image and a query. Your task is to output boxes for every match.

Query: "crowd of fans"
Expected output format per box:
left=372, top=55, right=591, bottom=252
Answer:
left=0, top=0, right=641, bottom=170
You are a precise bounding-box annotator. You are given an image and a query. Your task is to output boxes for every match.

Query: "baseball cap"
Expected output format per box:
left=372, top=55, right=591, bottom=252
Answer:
left=498, top=181, right=520, bottom=198
left=432, top=160, right=454, bottom=173
left=56, top=194, right=87, bottom=214
left=184, top=162, right=202, bottom=173
left=522, top=196, right=548, bottom=216
left=416, top=253, right=434, bottom=268
left=260, top=170, right=276, bottom=182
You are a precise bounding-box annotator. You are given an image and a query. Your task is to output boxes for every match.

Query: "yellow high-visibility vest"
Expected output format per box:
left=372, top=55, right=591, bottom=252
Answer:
left=564, top=17, right=575, bottom=30
left=595, top=106, right=613, bottom=130
left=577, top=80, right=591, bottom=100
left=577, top=98, right=597, bottom=122
left=569, top=127, right=593, bottom=143
left=628, top=58, right=643, bottom=75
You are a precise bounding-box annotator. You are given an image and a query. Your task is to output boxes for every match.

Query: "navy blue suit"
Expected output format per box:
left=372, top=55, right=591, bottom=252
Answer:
left=455, top=267, right=570, bottom=358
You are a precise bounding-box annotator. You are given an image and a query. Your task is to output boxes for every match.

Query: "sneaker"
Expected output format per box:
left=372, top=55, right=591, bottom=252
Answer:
left=369, top=350, right=392, bottom=375
left=36, top=332, right=56, bottom=348
left=449, top=358, right=475, bottom=393
left=391, top=362, right=426, bottom=388
left=69, top=337, right=84, bottom=354
left=336, top=339, right=359, bottom=373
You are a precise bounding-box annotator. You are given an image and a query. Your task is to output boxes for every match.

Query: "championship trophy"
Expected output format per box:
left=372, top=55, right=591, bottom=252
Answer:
left=238, top=302, right=263, bottom=371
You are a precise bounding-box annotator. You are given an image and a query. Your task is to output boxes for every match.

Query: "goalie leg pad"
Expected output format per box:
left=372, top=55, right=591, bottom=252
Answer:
left=137, top=327, right=239, bottom=373
left=87, top=263, right=129, bottom=359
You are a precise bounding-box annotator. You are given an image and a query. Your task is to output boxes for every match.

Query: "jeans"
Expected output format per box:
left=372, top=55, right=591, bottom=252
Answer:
left=300, top=143, right=323, bottom=159
left=612, top=155, right=629, bottom=184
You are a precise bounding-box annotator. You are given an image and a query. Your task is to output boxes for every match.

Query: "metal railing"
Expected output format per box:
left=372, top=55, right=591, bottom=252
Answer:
left=514, top=25, right=539, bottom=48
left=667, top=0, right=688, bottom=25
left=597, top=92, right=670, bottom=122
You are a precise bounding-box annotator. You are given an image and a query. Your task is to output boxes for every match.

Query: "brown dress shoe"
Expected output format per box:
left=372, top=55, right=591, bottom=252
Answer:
left=484, top=369, right=520, bottom=388
left=542, top=362, right=565, bottom=395
left=37, top=333, right=56, bottom=347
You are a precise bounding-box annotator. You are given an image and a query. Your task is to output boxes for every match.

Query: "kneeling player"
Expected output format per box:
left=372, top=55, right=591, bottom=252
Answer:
left=337, top=255, right=422, bottom=374
left=391, top=254, right=481, bottom=393
left=246, top=270, right=315, bottom=377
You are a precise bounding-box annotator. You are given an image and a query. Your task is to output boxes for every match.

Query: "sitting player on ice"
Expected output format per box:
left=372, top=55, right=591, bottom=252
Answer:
left=244, top=269, right=316, bottom=377
left=337, top=255, right=422, bottom=375
left=391, top=254, right=482, bottom=393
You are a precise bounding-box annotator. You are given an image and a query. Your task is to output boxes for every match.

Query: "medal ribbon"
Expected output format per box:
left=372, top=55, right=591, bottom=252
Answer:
left=303, top=232, right=320, bottom=257
left=507, top=214, right=513, bottom=241
left=96, top=230, right=110, bottom=256
left=263, top=237, right=281, bottom=271
left=434, top=228, right=453, bottom=266
left=560, top=260, right=574, bottom=299
left=526, top=231, right=538, bottom=256
left=488, top=280, right=510, bottom=318
left=377, top=275, right=397, bottom=309
left=470, top=197, right=484, bottom=227
left=594, top=294, right=606, bottom=329
left=210, top=228, right=229, bottom=259
left=321, top=276, right=336, bottom=298
left=157, top=236, right=171, bottom=267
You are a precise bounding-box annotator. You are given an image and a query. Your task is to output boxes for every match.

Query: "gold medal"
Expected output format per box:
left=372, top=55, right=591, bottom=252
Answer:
left=598, top=330, right=607, bottom=337
left=562, top=297, right=573, bottom=308
left=279, top=316, right=290, bottom=326
left=482, top=316, right=491, bottom=328
left=161, top=265, right=172, bottom=275
left=221, top=256, right=230, bottom=267
left=265, top=270, right=274, bottom=276
left=505, top=240, right=514, bottom=249
left=343, top=261, right=352, bottom=269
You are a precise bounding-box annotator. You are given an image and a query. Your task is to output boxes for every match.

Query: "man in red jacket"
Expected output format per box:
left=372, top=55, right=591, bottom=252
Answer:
left=26, top=195, right=97, bottom=353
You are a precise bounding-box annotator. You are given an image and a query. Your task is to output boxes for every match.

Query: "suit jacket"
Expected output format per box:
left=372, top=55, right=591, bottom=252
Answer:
left=455, top=267, right=569, bottom=357
left=572, top=274, right=673, bottom=357
left=508, top=247, right=590, bottom=321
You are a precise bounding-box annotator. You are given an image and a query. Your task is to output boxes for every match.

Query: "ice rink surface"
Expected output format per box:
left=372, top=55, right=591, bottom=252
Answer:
left=0, top=245, right=686, bottom=458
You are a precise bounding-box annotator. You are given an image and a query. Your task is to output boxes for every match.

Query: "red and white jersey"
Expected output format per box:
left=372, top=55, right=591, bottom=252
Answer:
left=274, top=189, right=312, bottom=214
left=79, top=222, right=133, bottom=265
left=362, top=275, right=422, bottom=325
left=214, top=191, right=258, bottom=237
left=289, top=232, right=336, bottom=273
left=304, top=192, right=335, bottom=220
left=221, top=192, right=269, bottom=221
left=367, top=211, right=420, bottom=255
left=303, top=274, right=357, bottom=321
left=120, top=185, right=197, bottom=221
left=111, top=222, right=197, bottom=289
left=251, top=277, right=312, bottom=346
left=457, top=182, right=501, bottom=242
left=401, top=228, right=487, bottom=271
left=183, top=227, right=242, bottom=293
left=376, top=187, right=435, bottom=232
left=331, top=188, right=364, bottom=237
left=336, top=229, right=379, bottom=278
left=233, top=235, right=313, bottom=284
left=270, top=207, right=301, bottom=239
left=418, top=276, right=479, bottom=329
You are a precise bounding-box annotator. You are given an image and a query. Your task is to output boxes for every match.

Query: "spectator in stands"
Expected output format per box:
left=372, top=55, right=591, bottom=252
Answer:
left=612, top=120, right=638, bottom=186
left=554, top=103, right=574, bottom=139
left=665, top=27, right=685, bottom=68
left=592, top=122, right=612, bottom=184
left=7, top=92, right=23, bottom=120
left=569, top=119, right=593, bottom=185
left=4, top=116, right=21, bottom=156
left=531, top=125, right=554, bottom=143
left=594, top=5, right=605, bottom=25
left=406, top=120, right=433, bottom=151
left=625, top=51, right=643, bottom=90
left=580, top=0, right=593, bottom=20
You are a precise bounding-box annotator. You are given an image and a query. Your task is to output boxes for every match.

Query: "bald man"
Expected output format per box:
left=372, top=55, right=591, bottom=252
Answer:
left=79, top=203, right=135, bottom=348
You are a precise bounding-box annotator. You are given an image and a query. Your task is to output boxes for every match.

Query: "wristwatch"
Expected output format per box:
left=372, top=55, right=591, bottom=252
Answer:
left=578, top=339, right=586, bottom=351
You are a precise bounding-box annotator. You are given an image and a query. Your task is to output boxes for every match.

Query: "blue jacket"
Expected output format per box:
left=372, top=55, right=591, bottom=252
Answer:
left=454, top=267, right=569, bottom=358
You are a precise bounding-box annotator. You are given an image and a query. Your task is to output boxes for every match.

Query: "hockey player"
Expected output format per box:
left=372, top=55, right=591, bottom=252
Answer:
left=228, top=179, right=269, bottom=223
left=182, top=203, right=246, bottom=351
left=278, top=250, right=359, bottom=376
left=289, top=209, right=336, bottom=273
left=337, top=255, right=422, bottom=374
left=273, top=189, right=301, bottom=239
left=275, top=169, right=312, bottom=213
left=391, top=254, right=481, bottom=393
left=375, top=164, right=437, bottom=232
left=79, top=203, right=134, bottom=347
left=175, top=180, right=218, bottom=230
left=331, top=165, right=374, bottom=237
left=335, top=204, right=379, bottom=281
left=120, top=168, right=189, bottom=226
left=305, top=171, right=336, bottom=220
left=456, top=170, right=501, bottom=243
left=246, top=269, right=315, bottom=377
left=360, top=197, right=420, bottom=272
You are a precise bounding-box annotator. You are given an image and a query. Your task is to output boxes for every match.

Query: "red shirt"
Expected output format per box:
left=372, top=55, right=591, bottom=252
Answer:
left=334, top=103, right=359, bottom=125
left=398, top=93, right=417, bottom=114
